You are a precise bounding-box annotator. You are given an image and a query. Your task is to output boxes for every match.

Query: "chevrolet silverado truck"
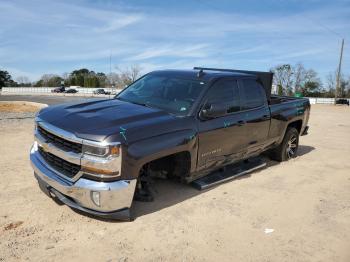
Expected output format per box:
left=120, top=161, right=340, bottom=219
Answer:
left=30, top=67, right=310, bottom=220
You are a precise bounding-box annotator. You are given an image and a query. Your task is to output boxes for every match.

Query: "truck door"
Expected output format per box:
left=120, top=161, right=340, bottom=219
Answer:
left=197, top=78, right=246, bottom=171
left=238, top=79, right=270, bottom=156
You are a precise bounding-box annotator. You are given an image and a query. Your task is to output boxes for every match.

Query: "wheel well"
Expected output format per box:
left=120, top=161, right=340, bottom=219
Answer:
left=287, top=120, right=302, bottom=134
left=140, top=151, right=191, bottom=178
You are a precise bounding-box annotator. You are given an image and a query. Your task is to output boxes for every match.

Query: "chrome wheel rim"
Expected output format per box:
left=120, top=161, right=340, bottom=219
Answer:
left=286, top=135, right=297, bottom=159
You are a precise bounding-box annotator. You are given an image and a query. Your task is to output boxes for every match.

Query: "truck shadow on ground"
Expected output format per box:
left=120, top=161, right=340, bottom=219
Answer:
left=73, top=145, right=315, bottom=221
left=131, top=145, right=315, bottom=219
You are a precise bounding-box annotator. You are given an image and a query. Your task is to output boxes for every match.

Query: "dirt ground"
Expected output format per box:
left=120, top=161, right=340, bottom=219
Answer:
left=0, top=103, right=40, bottom=113
left=0, top=104, right=349, bottom=262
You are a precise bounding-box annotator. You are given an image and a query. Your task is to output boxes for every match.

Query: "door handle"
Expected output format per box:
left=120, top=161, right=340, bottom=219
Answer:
left=262, top=115, right=270, bottom=120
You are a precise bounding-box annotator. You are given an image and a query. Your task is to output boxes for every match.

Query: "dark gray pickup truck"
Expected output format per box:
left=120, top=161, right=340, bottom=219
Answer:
left=30, top=67, right=310, bottom=220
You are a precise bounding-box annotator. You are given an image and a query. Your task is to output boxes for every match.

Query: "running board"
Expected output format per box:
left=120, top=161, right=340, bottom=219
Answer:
left=192, top=157, right=266, bottom=190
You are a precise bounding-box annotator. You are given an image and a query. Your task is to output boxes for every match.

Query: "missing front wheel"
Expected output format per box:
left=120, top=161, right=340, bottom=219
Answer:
left=133, top=175, right=154, bottom=202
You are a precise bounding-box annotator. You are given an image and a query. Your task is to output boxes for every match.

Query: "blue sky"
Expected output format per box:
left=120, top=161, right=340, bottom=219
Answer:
left=0, top=0, right=349, bottom=82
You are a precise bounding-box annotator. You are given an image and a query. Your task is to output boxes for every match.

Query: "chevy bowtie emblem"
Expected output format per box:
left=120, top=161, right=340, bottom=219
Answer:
left=39, top=143, right=49, bottom=152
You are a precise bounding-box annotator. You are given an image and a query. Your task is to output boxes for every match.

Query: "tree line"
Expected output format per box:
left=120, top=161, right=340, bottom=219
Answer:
left=1, top=63, right=349, bottom=98
left=0, top=65, right=142, bottom=89
left=271, top=63, right=350, bottom=98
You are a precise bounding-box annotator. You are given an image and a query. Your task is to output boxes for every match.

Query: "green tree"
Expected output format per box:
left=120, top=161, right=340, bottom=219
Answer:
left=271, top=63, right=324, bottom=96
left=69, top=68, right=90, bottom=87
left=47, top=76, right=63, bottom=87
left=35, top=74, right=63, bottom=87
left=299, top=69, right=321, bottom=96
left=68, top=69, right=107, bottom=87
left=97, top=72, right=107, bottom=87
left=277, top=84, right=283, bottom=95
left=0, top=70, right=17, bottom=88
left=302, top=81, right=320, bottom=96
left=34, top=79, right=44, bottom=87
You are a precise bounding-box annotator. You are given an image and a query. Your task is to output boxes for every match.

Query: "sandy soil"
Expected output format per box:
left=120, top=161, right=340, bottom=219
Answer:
left=0, top=104, right=349, bottom=262
left=0, top=103, right=40, bottom=113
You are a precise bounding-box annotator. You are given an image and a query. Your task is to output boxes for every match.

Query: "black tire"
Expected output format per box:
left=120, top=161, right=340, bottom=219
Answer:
left=269, top=127, right=299, bottom=162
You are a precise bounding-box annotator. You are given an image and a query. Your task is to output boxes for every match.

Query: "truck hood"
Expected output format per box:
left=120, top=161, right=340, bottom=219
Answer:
left=37, top=98, right=194, bottom=143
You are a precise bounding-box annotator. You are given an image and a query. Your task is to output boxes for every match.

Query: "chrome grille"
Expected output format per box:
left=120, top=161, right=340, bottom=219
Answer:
left=38, top=125, right=82, bottom=154
left=38, top=147, right=80, bottom=178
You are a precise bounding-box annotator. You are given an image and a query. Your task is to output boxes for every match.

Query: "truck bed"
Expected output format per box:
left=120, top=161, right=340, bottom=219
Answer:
left=267, top=95, right=310, bottom=141
left=269, top=95, right=305, bottom=105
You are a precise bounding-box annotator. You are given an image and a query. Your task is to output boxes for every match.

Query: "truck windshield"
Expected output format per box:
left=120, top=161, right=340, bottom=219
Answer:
left=115, top=74, right=206, bottom=116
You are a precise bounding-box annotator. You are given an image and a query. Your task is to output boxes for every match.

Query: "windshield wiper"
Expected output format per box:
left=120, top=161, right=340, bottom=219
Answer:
left=116, top=97, right=152, bottom=108
left=131, top=101, right=149, bottom=107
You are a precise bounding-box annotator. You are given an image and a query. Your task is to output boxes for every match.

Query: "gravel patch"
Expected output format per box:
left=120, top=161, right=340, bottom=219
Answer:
left=0, top=112, right=36, bottom=120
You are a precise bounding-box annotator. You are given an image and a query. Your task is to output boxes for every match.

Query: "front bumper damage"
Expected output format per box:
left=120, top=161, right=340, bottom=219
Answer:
left=30, top=146, right=136, bottom=221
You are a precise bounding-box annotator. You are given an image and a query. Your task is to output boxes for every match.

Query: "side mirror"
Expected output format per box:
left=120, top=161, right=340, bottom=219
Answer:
left=200, top=103, right=227, bottom=119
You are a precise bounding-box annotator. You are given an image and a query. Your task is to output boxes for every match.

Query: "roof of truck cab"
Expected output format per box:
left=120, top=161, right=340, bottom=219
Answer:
left=150, top=69, right=256, bottom=81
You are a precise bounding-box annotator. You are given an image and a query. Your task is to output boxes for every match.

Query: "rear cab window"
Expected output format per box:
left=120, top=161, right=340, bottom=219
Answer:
left=240, top=79, right=267, bottom=110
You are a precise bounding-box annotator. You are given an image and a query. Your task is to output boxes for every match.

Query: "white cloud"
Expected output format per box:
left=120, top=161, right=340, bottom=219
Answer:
left=0, top=0, right=348, bottom=81
left=94, top=15, right=143, bottom=33
left=128, top=44, right=210, bottom=61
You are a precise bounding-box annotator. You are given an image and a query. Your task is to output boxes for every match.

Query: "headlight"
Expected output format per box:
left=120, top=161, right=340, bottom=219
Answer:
left=81, top=143, right=121, bottom=182
left=82, top=144, right=120, bottom=157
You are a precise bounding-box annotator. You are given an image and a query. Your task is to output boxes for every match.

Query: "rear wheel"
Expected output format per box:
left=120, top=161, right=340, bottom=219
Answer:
left=269, top=127, right=299, bottom=162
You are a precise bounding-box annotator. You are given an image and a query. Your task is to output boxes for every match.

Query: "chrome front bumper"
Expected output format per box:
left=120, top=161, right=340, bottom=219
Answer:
left=30, top=146, right=136, bottom=220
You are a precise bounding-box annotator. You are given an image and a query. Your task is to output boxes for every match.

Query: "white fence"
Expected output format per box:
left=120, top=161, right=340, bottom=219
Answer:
left=306, top=97, right=350, bottom=104
left=1, top=88, right=348, bottom=104
left=307, top=97, right=335, bottom=105
left=0, top=87, right=122, bottom=96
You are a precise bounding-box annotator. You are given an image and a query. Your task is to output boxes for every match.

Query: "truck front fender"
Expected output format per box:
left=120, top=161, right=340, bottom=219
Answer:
left=120, top=129, right=198, bottom=180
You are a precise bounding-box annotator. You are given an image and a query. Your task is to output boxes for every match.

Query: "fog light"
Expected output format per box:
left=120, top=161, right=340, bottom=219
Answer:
left=91, top=191, right=100, bottom=206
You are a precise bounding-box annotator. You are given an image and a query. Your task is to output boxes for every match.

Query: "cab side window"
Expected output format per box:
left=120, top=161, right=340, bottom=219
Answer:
left=205, top=79, right=240, bottom=114
left=241, top=79, right=266, bottom=110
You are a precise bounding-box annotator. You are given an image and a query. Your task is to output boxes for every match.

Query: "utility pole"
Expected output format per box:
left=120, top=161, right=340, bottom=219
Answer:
left=109, top=51, right=112, bottom=88
left=109, top=52, right=112, bottom=76
left=335, top=38, right=344, bottom=102
left=108, top=51, right=114, bottom=98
